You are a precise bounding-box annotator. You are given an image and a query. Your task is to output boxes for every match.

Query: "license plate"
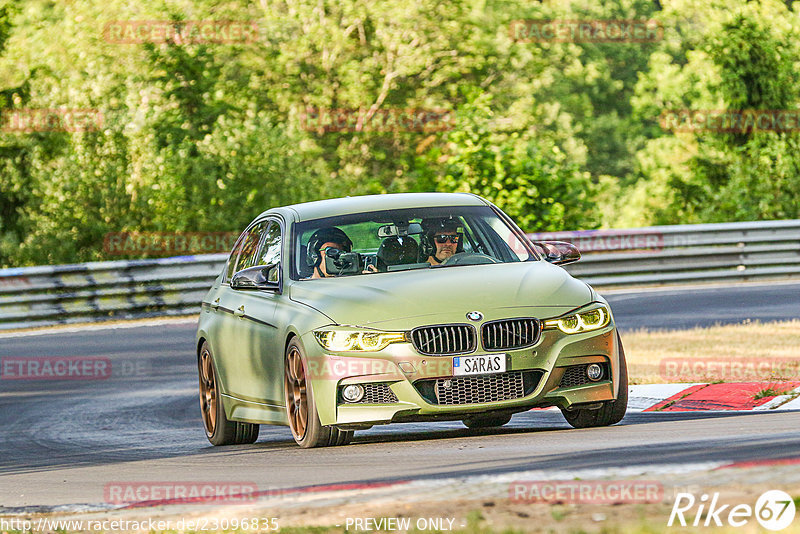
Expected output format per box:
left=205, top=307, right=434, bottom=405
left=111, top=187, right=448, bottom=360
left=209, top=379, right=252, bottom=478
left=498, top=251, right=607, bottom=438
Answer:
left=453, top=354, right=507, bottom=376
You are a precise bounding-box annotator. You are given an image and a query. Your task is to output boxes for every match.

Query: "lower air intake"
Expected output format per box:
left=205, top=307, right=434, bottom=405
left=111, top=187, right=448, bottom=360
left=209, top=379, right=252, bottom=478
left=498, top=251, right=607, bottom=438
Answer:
left=414, top=370, right=542, bottom=405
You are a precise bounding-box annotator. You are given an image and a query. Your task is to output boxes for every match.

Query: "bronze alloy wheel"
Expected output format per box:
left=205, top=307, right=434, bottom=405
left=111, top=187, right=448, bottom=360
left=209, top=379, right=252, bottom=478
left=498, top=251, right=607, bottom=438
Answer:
left=197, top=341, right=259, bottom=446
left=283, top=339, right=353, bottom=448
left=199, top=346, right=217, bottom=437
left=285, top=345, right=308, bottom=440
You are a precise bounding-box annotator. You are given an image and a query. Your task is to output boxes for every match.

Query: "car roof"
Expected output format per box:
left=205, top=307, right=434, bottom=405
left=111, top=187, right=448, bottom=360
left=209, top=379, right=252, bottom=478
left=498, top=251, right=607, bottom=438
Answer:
left=259, top=192, right=489, bottom=222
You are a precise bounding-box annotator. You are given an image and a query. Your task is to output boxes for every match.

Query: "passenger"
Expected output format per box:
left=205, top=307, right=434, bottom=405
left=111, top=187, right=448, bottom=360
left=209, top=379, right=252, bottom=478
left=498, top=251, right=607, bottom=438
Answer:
left=305, top=227, right=353, bottom=279
left=305, top=227, right=377, bottom=278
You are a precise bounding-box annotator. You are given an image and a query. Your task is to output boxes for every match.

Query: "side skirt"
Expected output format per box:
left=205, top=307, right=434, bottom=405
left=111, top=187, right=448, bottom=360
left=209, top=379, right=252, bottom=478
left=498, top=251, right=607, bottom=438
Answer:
left=222, top=393, right=288, bottom=425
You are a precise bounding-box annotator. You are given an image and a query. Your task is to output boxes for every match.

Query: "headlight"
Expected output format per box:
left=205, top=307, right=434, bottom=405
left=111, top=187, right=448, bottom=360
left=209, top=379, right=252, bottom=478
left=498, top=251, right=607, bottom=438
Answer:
left=314, top=328, right=407, bottom=352
left=543, top=305, right=610, bottom=334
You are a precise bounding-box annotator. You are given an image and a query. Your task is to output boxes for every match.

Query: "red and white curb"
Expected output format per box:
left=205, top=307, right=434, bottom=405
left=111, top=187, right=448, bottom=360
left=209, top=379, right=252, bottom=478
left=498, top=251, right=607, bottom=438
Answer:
left=533, top=382, right=800, bottom=413
left=628, top=382, right=800, bottom=412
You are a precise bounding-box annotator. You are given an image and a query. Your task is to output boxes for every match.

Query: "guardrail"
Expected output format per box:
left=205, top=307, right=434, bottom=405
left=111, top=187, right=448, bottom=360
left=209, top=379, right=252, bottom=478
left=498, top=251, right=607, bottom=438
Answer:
left=0, top=220, right=798, bottom=330
left=0, top=255, right=227, bottom=330
left=530, top=219, right=800, bottom=287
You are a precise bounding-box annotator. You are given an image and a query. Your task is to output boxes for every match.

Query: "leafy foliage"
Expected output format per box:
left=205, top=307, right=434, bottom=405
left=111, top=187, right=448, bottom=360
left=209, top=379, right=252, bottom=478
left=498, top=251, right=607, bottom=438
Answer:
left=428, top=93, right=598, bottom=231
left=0, top=0, right=799, bottom=266
left=629, top=0, right=800, bottom=224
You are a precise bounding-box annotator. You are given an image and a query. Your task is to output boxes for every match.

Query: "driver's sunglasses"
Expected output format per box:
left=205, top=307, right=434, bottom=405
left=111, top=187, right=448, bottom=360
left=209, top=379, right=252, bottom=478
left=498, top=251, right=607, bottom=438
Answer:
left=434, top=234, right=460, bottom=244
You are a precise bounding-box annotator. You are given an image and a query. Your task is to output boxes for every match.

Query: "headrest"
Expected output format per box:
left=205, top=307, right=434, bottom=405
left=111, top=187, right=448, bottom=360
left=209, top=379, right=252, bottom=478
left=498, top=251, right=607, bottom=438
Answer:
left=376, top=237, right=420, bottom=267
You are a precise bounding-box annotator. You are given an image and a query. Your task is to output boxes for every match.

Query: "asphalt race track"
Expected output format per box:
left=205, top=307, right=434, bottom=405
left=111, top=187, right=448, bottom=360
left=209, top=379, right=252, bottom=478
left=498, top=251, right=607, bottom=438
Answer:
left=1, top=281, right=799, bottom=509
left=603, top=280, right=800, bottom=330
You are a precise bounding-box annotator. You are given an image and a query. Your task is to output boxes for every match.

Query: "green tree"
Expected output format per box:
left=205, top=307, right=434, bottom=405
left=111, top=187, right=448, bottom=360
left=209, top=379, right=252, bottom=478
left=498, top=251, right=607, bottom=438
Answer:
left=429, top=93, right=598, bottom=232
left=3, top=0, right=800, bottom=266
left=628, top=0, right=800, bottom=224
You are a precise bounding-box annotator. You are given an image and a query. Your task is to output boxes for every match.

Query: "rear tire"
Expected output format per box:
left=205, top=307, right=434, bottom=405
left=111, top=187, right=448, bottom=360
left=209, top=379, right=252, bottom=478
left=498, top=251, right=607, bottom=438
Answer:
left=198, top=341, right=259, bottom=446
left=463, top=414, right=512, bottom=429
left=284, top=338, right=353, bottom=448
left=561, top=333, right=628, bottom=429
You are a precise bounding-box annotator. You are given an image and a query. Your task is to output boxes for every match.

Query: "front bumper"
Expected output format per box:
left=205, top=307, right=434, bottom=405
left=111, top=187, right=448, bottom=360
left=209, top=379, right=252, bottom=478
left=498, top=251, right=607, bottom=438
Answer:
left=303, top=323, right=621, bottom=427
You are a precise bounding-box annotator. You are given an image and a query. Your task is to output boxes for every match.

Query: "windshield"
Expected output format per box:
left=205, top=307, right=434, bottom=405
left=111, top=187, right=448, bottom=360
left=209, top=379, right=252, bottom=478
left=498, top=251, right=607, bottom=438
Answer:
left=291, top=205, right=536, bottom=280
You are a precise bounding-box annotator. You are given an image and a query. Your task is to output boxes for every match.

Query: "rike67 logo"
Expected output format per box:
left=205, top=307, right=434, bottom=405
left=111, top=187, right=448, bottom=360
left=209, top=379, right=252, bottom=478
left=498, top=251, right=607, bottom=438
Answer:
left=669, top=490, right=796, bottom=531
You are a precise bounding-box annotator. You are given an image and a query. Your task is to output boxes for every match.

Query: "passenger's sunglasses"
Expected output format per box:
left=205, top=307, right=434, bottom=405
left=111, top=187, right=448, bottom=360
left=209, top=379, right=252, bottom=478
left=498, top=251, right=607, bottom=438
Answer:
left=434, top=234, right=460, bottom=244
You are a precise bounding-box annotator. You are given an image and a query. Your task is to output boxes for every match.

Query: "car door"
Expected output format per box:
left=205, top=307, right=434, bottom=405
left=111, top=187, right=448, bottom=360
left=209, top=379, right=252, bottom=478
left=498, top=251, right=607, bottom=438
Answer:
left=230, top=219, right=285, bottom=406
left=212, top=219, right=269, bottom=399
left=215, top=219, right=285, bottom=406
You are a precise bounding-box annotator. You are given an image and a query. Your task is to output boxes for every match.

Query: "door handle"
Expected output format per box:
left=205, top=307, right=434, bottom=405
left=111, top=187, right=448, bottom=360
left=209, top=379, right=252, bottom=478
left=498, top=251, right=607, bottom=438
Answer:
left=234, top=305, right=245, bottom=318
left=212, top=298, right=220, bottom=310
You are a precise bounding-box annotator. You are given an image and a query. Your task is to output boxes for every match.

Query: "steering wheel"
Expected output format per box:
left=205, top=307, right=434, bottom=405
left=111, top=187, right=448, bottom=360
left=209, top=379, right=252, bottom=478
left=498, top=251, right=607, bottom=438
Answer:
left=440, top=252, right=500, bottom=266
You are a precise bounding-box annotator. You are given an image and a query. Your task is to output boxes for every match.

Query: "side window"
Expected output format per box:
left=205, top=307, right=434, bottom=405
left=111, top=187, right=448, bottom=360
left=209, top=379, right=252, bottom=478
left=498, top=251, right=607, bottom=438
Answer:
left=258, top=222, right=282, bottom=283
left=225, top=232, right=249, bottom=282
left=236, top=221, right=269, bottom=272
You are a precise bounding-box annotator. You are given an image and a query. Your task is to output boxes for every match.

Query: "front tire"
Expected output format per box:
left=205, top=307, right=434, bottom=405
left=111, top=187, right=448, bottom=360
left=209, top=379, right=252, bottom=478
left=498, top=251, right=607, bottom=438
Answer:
left=284, top=339, right=353, bottom=448
left=198, top=341, right=259, bottom=445
left=561, top=333, right=628, bottom=429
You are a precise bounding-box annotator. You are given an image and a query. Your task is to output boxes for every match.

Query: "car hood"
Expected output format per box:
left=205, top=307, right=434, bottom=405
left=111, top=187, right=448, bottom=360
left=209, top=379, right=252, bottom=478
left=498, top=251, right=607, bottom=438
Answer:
left=289, top=261, right=592, bottom=328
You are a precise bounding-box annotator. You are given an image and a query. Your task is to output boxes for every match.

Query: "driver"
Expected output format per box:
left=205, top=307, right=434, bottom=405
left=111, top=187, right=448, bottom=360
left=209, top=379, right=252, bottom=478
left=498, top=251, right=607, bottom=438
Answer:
left=422, top=218, right=462, bottom=266
left=306, top=227, right=353, bottom=278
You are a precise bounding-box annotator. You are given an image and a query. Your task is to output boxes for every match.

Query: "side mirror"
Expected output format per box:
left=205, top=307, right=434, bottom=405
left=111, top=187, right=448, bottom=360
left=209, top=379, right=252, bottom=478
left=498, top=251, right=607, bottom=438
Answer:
left=533, top=241, right=581, bottom=265
left=231, top=263, right=280, bottom=290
